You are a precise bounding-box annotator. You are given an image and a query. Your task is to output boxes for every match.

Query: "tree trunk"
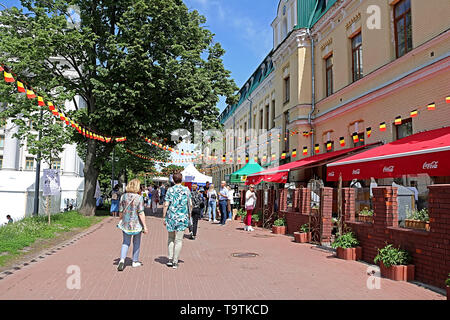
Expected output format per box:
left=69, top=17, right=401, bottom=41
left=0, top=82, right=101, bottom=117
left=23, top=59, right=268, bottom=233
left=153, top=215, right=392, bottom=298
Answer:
left=80, top=140, right=100, bottom=216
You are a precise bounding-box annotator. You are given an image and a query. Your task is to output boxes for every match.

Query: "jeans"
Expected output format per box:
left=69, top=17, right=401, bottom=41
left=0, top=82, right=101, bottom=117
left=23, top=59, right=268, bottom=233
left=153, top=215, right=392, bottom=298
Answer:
left=207, top=201, right=217, bottom=220
left=219, top=200, right=228, bottom=225
left=120, top=232, right=142, bottom=262
left=168, top=231, right=184, bottom=263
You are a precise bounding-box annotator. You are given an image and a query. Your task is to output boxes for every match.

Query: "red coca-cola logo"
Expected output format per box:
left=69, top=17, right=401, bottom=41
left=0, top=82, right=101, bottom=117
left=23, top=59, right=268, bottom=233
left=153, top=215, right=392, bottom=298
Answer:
left=423, top=161, right=438, bottom=169
left=383, top=166, right=394, bottom=173
left=328, top=171, right=335, bottom=177
left=352, top=169, right=360, bottom=175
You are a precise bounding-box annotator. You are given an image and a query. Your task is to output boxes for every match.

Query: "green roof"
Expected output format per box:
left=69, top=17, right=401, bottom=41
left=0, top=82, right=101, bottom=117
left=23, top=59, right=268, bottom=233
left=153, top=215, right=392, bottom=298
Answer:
left=230, top=159, right=264, bottom=184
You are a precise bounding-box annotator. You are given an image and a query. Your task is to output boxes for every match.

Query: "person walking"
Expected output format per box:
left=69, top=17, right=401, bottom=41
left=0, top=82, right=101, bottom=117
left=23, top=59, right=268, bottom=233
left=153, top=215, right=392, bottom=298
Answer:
left=188, top=183, right=204, bottom=240
left=159, top=184, right=166, bottom=203
left=162, top=173, right=191, bottom=269
left=117, top=179, right=148, bottom=271
left=218, top=181, right=229, bottom=226
left=110, top=184, right=121, bottom=218
left=227, top=185, right=234, bottom=220
left=207, top=184, right=218, bottom=222
left=151, top=185, right=159, bottom=214
left=244, top=184, right=257, bottom=231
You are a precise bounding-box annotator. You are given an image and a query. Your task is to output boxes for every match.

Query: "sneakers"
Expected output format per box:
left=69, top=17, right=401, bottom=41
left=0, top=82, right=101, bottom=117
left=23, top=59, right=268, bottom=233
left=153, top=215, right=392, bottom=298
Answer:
left=166, top=259, right=173, bottom=267
left=190, top=235, right=196, bottom=240
left=117, top=259, right=125, bottom=271
left=248, top=226, right=255, bottom=232
left=213, top=219, right=218, bottom=223
left=132, top=261, right=143, bottom=268
left=172, top=262, right=179, bottom=269
left=244, top=225, right=248, bottom=231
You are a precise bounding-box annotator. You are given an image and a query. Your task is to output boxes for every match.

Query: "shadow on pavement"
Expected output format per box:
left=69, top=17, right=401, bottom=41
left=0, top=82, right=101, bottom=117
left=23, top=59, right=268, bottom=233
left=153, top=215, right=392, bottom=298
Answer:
left=154, top=256, right=184, bottom=265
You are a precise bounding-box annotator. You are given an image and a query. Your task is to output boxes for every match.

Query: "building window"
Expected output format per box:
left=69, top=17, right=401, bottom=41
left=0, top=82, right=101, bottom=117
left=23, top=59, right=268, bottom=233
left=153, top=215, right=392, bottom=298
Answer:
left=283, top=77, right=290, bottom=104
left=395, top=118, right=413, bottom=140
left=0, top=155, right=2, bottom=169
left=25, top=157, right=34, bottom=170
left=325, top=55, right=333, bottom=97
left=394, top=0, right=412, bottom=58
left=282, top=18, right=288, bottom=39
left=52, top=159, right=61, bottom=170
left=0, top=135, right=4, bottom=149
left=271, top=100, right=275, bottom=129
left=265, top=105, right=269, bottom=132
left=351, top=32, right=363, bottom=82
left=260, top=109, right=264, bottom=131
left=353, top=132, right=365, bottom=147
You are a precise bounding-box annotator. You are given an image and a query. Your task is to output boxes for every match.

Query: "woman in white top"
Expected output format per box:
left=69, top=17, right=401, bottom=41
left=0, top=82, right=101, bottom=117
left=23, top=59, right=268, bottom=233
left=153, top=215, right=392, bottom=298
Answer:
left=244, top=184, right=257, bottom=231
left=207, top=184, right=218, bottom=222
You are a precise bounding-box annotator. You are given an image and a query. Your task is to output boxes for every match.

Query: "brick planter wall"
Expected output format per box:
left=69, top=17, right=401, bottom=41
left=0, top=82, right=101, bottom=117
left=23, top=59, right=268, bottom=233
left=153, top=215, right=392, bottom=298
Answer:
left=346, top=185, right=450, bottom=289
left=284, top=188, right=312, bottom=234
left=320, top=187, right=333, bottom=245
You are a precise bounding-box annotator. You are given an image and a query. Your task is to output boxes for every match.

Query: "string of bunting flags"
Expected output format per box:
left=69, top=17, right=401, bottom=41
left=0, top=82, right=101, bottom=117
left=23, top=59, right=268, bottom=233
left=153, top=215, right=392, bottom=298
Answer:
left=3, top=63, right=449, bottom=163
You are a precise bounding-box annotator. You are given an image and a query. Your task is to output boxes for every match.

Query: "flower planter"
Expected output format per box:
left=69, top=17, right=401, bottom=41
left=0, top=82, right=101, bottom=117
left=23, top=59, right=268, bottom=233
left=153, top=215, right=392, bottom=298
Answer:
left=357, top=215, right=373, bottom=223
left=272, top=226, right=286, bottom=235
left=379, top=262, right=415, bottom=281
left=405, top=219, right=430, bottom=231
left=335, top=247, right=363, bottom=260
left=251, top=220, right=260, bottom=227
left=294, top=232, right=311, bottom=243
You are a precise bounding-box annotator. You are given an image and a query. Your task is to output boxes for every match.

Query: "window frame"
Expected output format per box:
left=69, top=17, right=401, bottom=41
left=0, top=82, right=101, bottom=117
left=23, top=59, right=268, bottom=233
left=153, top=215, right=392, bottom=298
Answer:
left=395, top=117, right=413, bottom=140
left=351, top=32, right=363, bottom=82
left=25, top=157, right=35, bottom=171
left=394, top=0, right=412, bottom=58
left=325, top=55, right=333, bottom=97
left=51, top=159, right=61, bottom=170
left=0, top=134, right=4, bottom=149
left=283, top=76, right=290, bottom=104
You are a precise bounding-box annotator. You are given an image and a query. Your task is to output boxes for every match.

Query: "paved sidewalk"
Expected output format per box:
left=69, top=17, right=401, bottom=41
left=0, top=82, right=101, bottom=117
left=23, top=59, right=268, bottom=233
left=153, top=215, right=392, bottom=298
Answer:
left=0, top=209, right=445, bottom=300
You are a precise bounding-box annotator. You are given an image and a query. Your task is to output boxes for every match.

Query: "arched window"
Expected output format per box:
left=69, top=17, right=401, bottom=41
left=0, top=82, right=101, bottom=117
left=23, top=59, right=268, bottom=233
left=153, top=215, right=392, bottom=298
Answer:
left=282, top=18, right=288, bottom=39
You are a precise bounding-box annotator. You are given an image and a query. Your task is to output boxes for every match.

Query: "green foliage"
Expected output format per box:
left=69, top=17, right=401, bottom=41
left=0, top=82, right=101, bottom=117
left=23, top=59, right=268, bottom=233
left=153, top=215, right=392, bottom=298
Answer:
left=331, top=232, right=359, bottom=249
left=446, top=273, right=450, bottom=286
left=161, top=165, right=184, bottom=176
left=358, top=208, right=374, bottom=216
left=299, top=223, right=309, bottom=233
left=236, top=208, right=246, bottom=217
left=273, top=218, right=286, bottom=227
left=406, top=208, right=429, bottom=221
left=0, top=211, right=102, bottom=266
left=373, top=243, right=411, bottom=268
left=0, top=0, right=238, bottom=213
left=251, top=214, right=259, bottom=222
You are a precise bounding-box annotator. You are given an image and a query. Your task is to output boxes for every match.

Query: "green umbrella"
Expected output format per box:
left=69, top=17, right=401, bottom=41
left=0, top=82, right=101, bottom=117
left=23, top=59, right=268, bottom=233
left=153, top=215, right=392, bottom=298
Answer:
left=229, top=159, right=264, bottom=184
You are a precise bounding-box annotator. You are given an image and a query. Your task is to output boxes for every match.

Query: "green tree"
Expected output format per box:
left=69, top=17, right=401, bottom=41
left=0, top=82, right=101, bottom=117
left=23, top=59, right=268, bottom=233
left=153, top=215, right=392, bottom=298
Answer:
left=0, top=0, right=238, bottom=215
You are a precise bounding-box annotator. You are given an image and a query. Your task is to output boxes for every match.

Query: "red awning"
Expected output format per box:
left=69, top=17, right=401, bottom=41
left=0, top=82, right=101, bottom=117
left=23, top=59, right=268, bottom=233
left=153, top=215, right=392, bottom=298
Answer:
left=246, top=143, right=379, bottom=185
left=326, top=126, right=450, bottom=181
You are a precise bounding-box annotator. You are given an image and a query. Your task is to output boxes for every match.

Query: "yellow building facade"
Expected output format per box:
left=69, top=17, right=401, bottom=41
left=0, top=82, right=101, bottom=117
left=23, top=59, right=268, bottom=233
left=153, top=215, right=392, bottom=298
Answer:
left=211, top=0, right=450, bottom=190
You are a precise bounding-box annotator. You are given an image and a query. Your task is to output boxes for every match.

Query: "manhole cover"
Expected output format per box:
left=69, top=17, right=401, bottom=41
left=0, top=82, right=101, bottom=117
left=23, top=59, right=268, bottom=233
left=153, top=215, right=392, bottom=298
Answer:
left=231, top=252, right=259, bottom=258
left=252, top=234, right=275, bottom=238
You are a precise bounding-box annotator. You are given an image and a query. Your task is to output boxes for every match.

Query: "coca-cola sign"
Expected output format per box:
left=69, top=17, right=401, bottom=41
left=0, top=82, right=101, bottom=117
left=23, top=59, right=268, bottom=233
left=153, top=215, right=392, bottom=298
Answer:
left=328, top=171, right=335, bottom=177
left=383, top=166, right=395, bottom=173
left=423, top=161, right=438, bottom=170
left=352, top=169, right=360, bottom=175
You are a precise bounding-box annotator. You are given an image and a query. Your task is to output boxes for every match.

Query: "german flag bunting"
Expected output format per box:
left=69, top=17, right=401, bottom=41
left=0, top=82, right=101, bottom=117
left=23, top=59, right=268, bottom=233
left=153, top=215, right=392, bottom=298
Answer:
left=446, top=96, right=450, bottom=104
left=26, top=89, right=36, bottom=99
left=366, top=127, right=372, bottom=138
left=37, top=96, right=45, bottom=106
left=254, top=156, right=258, bottom=162
left=314, top=144, right=320, bottom=154
left=352, top=132, right=359, bottom=143
left=303, top=147, right=308, bottom=156
left=292, top=149, right=297, bottom=158
left=281, top=151, right=286, bottom=160
left=17, top=81, right=26, bottom=93
left=410, top=110, right=418, bottom=118
left=326, top=141, right=332, bottom=151
left=427, top=102, right=435, bottom=110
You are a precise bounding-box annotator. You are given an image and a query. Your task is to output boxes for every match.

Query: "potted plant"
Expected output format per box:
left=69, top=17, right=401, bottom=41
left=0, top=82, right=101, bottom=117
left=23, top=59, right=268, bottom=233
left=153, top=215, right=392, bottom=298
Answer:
left=373, top=244, right=414, bottom=281
left=272, top=218, right=286, bottom=235
left=405, top=208, right=429, bottom=231
left=331, top=232, right=362, bottom=260
left=251, top=213, right=262, bottom=227
left=235, top=209, right=245, bottom=221
left=294, top=223, right=311, bottom=243
left=357, top=208, right=374, bottom=223
left=446, top=273, right=450, bottom=300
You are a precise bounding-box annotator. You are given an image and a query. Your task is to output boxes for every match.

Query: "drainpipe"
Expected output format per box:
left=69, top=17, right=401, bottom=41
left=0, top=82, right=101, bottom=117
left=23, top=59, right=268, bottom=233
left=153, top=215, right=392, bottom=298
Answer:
left=306, top=28, right=315, bottom=156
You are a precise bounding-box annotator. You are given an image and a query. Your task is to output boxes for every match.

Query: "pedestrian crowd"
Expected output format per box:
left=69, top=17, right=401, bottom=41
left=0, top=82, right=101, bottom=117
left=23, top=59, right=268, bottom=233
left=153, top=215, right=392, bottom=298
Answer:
left=115, top=173, right=257, bottom=271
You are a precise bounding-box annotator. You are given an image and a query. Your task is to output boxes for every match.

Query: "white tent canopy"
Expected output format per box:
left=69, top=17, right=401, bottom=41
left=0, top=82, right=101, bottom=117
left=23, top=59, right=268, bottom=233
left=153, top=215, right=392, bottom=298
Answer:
left=181, top=164, right=212, bottom=184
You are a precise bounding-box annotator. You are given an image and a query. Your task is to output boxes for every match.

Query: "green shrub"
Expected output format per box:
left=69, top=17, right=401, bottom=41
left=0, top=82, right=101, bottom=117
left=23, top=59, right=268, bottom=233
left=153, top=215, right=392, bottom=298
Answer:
left=236, top=209, right=246, bottom=217
left=358, top=208, right=374, bottom=216
left=406, top=208, right=429, bottom=221
left=273, top=218, right=286, bottom=227
left=299, top=223, right=309, bottom=233
left=446, top=273, right=450, bottom=286
left=373, top=244, right=411, bottom=268
left=251, top=214, right=260, bottom=222
left=331, top=232, right=359, bottom=249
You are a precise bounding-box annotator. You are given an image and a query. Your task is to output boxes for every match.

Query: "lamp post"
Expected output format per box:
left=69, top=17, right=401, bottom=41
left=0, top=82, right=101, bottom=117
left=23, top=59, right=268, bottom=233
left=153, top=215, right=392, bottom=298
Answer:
left=33, top=109, right=43, bottom=216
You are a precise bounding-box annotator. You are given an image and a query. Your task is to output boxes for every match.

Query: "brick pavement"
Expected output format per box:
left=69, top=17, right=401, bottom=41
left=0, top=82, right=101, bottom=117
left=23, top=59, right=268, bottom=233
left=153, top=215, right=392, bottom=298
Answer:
left=0, top=208, right=445, bottom=300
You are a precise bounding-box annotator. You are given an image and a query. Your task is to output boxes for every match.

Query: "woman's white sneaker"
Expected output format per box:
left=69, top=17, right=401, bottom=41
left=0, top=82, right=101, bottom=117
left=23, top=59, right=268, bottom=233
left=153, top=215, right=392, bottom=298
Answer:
left=132, top=261, right=143, bottom=268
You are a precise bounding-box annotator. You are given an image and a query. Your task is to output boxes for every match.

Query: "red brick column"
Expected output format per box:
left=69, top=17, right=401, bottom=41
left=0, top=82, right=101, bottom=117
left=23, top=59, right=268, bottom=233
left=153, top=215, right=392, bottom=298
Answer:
left=289, top=189, right=300, bottom=212
left=342, top=188, right=356, bottom=223
left=279, top=189, right=288, bottom=212
left=298, top=188, right=311, bottom=215
left=320, top=187, right=333, bottom=245
left=372, top=187, right=398, bottom=228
